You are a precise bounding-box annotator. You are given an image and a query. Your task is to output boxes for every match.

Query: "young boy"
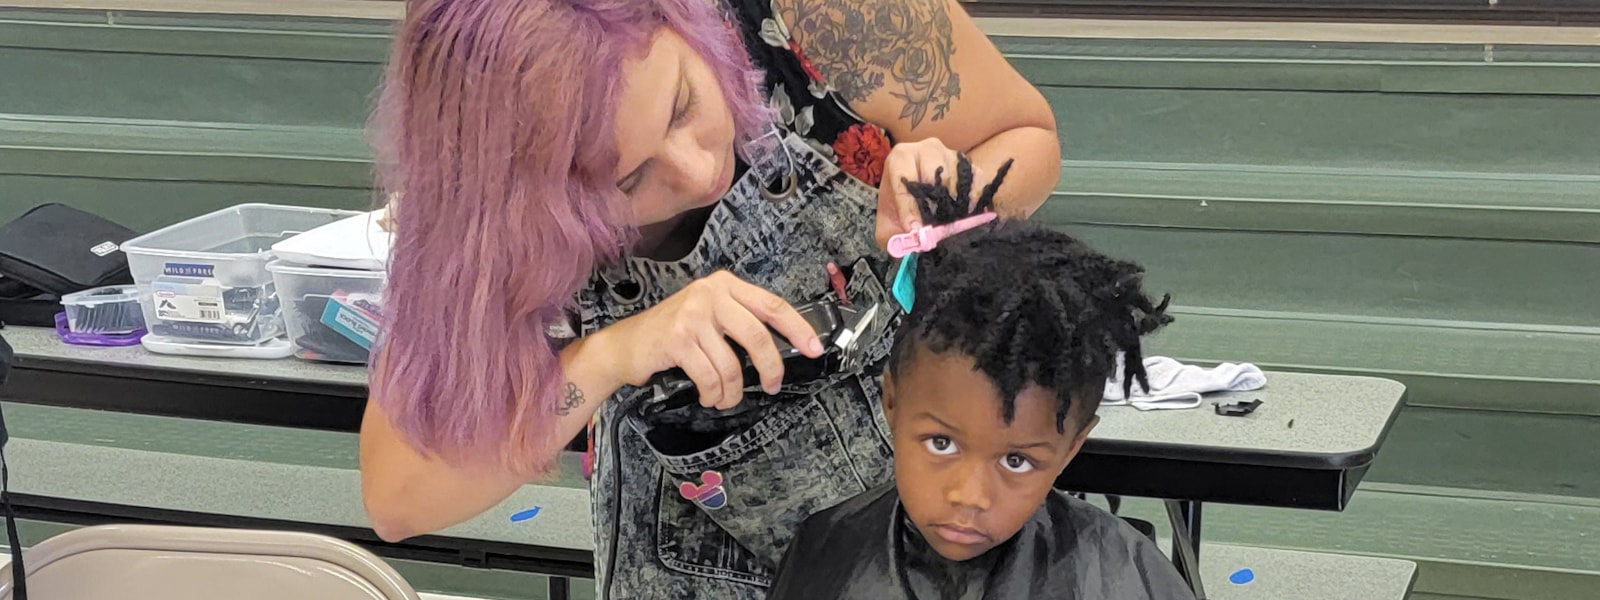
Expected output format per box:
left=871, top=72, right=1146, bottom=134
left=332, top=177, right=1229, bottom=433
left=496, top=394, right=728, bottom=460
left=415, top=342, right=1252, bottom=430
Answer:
left=766, top=160, right=1194, bottom=599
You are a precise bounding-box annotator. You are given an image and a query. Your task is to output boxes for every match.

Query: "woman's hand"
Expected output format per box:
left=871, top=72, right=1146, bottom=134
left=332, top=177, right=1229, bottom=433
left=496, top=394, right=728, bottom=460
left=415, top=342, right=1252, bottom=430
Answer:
left=875, top=137, right=989, bottom=250
left=600, top=271, right=826, bottom=410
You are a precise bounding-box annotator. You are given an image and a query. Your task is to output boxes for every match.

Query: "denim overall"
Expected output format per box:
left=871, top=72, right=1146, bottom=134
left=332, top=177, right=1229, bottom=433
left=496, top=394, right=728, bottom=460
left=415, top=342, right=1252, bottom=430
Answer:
left=575, top=132, right=899, bottom=598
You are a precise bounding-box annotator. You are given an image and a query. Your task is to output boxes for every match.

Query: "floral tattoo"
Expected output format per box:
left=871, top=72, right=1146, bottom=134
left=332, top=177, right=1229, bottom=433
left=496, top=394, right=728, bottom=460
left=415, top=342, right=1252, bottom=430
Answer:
left=786, top=0, right=961, bottom=129
left=557, top=382, right=584, bottom=416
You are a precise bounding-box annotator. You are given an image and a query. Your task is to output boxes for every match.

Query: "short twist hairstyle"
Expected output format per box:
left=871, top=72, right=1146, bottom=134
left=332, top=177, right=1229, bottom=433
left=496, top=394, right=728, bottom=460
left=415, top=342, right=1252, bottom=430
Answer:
left=887, top=157, right=1174, bottom=432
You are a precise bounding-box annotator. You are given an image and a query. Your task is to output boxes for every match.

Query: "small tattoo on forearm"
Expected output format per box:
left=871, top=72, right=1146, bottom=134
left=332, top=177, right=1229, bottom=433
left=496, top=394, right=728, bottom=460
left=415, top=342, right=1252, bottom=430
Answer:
left=557, top=382, right=584, bottom=416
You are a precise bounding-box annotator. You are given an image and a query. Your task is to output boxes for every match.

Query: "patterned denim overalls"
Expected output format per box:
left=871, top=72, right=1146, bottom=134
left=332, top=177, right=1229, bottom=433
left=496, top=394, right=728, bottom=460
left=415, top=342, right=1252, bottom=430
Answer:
left=576, top=132, right=900, bottom=598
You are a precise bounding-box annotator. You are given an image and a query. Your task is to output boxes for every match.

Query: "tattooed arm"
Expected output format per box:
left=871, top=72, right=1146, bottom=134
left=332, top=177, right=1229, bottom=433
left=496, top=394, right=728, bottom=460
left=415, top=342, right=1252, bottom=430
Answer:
left=360, top=331, right=619, bottom=542
left=780, top=0, right=1059, bottom=218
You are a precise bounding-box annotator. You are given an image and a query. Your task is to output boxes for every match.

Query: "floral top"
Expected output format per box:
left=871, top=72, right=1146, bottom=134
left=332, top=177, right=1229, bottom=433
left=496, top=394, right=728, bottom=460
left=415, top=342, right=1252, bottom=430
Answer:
left=727, top=0, right=894, bottom=187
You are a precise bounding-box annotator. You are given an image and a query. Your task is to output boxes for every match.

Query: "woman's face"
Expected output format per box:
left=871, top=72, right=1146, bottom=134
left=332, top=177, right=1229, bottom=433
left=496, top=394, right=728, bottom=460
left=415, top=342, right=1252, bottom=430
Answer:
left=613, top=28, right=738, bottom=229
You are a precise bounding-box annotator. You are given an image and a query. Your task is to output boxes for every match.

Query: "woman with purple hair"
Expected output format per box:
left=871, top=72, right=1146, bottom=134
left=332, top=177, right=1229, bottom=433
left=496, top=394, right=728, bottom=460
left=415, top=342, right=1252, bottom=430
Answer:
left=359, top=0, right=1058, bottom=596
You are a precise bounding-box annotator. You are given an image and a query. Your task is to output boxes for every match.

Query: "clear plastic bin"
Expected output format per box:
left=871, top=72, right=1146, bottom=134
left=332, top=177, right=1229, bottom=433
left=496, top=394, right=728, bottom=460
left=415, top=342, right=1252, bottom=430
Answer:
left=122, top=204, right=364, bottom=345
left=267, top=261, right=385, bottom=364
left=60, top=285, right=145, bottom=334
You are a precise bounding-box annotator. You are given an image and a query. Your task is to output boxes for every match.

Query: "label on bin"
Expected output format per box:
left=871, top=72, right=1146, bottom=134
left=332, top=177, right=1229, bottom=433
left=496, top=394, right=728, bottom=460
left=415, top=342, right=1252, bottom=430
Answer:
left=163, top=263, right=216, bottom=278
left=321, top=293, right=381, bottom=349
left=151, top=276, right=225, bottom=324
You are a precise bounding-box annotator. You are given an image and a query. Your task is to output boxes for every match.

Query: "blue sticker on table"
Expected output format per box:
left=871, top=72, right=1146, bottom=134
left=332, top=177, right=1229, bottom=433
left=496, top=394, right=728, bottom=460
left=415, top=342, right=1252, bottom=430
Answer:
left=510, top=507, right=542, bottom=522
left=1229, top=568, right=1255, bottom=585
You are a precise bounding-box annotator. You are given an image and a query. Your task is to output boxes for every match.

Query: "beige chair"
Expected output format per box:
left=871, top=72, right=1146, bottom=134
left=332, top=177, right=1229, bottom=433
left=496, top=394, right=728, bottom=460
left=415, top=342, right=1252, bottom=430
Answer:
left=0, top=524, right=420, bottom=600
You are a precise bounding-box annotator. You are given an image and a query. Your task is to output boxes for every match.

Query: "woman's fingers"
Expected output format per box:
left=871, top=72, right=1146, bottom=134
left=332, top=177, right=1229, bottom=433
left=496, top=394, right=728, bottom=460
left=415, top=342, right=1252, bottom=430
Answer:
left=717, top=297, right=786, bottom=395
left=683, top=315, right=741, bottom=408
left=729, top=280, right=824, bottom=358
left=673, top=344, right=725, bottom=410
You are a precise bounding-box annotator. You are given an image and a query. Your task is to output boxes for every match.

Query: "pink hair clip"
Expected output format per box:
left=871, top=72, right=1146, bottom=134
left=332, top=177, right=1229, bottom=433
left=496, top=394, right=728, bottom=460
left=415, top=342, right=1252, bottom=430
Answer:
left=886, top=212, right=998, bottom=258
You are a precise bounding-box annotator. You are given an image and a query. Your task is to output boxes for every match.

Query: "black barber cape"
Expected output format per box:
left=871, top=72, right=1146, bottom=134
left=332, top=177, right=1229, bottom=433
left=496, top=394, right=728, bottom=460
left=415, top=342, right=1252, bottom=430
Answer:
left=767, top=484, right=1195, bottom=600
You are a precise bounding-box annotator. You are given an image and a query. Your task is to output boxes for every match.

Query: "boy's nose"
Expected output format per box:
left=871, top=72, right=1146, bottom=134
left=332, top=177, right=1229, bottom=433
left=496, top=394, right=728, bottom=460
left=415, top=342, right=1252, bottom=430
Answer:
left=945, top=463, right=992, bottom=511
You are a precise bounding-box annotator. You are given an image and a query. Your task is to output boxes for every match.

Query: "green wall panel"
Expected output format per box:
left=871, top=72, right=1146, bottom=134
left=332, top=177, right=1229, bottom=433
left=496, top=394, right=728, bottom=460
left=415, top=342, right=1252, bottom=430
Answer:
left=1045, top=86, right=1600, bottom=175
left=1144, top=311, right=1600, bottom=415
left=1065, top=224, right=1597, bottom=328
left=0, top=46, right=381, bottom=127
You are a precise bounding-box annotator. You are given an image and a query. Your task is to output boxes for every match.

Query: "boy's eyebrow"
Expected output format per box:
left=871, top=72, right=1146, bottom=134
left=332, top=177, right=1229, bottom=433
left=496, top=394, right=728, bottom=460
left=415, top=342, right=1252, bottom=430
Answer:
left=1010, top=440, right=1059, bottom=451
left=915, top=412, right=963, bottom=434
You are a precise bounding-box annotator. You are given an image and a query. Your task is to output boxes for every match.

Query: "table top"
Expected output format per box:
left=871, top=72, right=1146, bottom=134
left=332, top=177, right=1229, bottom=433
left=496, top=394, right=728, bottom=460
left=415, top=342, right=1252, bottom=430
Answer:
left=6, top=325, right=1405, bottom=469
left=1090, top=371, right=1406, bottom=469
left=3, top=326, right=367, bottom=391
left=3, top=325, right=1407, bottom=509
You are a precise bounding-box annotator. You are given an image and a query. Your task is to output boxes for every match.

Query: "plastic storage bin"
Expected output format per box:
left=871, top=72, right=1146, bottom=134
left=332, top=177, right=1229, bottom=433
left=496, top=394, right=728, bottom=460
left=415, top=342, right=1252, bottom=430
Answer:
left=266, top=261, right=385, bottom=364
left=60, top=285, right=145, bottom=334
left=122, top=204, right=364, bottom=346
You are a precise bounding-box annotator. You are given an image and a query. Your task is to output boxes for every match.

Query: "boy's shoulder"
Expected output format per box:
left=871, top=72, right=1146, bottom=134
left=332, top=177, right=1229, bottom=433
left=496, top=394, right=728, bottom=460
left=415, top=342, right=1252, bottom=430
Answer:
left=770, top=486, right=1196, bottom=600
left=767, top=483, right=899, bottom=599
left=1018, top=491, right=1196, bottom=599
left=1040, top=490, right=1143, bottom=542
left=786, top=481, right=899, bottom=558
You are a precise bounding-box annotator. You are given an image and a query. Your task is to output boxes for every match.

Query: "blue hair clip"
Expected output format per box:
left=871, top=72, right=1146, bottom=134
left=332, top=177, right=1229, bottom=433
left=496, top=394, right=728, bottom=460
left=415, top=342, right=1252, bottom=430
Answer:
left=891, top=253, right=918, bottom=312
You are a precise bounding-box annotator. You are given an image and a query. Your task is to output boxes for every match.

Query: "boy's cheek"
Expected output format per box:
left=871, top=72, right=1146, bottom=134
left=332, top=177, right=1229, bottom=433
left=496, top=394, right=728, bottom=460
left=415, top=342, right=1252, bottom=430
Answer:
left=892, top=452, right=939, bottom=519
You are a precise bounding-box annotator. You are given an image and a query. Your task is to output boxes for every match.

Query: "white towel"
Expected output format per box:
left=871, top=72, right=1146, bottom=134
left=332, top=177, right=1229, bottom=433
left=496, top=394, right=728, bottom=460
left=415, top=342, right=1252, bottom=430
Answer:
left=1103, top=356, right=1266, bottom=411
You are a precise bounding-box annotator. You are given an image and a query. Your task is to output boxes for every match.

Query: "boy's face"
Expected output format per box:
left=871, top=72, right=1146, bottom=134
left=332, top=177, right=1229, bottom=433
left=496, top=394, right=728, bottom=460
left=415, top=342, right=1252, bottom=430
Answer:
left=882, top=349, right=1097, bottom=562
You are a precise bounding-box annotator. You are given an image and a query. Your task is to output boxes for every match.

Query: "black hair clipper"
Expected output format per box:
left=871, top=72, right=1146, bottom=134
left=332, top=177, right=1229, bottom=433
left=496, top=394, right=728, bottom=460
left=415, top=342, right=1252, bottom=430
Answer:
left=636, top=297, right=883, bottom=417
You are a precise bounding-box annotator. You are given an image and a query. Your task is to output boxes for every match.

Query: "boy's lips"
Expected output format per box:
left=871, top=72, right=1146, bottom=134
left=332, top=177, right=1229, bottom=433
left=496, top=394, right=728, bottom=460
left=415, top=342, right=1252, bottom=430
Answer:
left=932, top=523, right=989, bottom=546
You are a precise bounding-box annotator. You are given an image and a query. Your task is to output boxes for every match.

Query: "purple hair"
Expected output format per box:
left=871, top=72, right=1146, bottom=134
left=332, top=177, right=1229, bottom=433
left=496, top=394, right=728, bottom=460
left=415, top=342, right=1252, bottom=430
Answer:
left=369, top=0, right=772, bottom=475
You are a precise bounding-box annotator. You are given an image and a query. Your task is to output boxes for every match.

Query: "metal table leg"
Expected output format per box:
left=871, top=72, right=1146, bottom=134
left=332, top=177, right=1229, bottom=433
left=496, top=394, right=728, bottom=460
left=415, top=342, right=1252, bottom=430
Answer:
left=1165, top=500, right=1207, bottom=600
left=1180, top=500, right=1202, bottom=561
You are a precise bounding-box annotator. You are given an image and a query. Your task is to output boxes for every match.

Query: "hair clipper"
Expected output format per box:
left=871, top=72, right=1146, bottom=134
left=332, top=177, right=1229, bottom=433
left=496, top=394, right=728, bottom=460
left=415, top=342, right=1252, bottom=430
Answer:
left=636, top=296, right=882, bottom=417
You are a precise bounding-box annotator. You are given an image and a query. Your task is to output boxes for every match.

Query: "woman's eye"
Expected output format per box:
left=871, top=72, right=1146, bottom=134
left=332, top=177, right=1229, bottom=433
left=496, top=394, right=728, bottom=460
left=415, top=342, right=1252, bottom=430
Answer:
left=923, top=436, right=957, bottom=456
left=672, top=85, right=698, bottom=126
left=1001, top=454, right=1035, bottom=474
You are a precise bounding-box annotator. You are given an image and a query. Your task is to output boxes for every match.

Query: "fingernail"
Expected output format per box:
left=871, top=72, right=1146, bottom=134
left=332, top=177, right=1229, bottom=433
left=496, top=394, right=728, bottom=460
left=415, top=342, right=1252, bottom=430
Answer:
left=908, top=220, right=921, bottom=231
left=765, top=382, right=780, bottom=395
left=809, top=339, right=825, bottom=355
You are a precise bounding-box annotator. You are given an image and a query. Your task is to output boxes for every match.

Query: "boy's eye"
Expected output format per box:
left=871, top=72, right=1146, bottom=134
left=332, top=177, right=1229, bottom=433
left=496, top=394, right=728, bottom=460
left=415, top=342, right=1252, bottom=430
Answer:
left=923, top=436, right=957, bottom=456
left=1001, top=454, right=1035, bottom=474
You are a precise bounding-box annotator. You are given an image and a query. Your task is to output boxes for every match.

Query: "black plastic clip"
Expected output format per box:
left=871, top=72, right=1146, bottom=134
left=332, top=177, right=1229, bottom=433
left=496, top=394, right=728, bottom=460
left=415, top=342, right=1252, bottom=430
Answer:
left=1213, top=399, right=1262, bottom=417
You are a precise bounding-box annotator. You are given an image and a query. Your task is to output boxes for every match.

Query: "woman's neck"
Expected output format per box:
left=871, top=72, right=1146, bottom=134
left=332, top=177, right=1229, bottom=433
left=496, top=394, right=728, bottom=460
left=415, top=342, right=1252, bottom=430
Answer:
left=634, top=204, right=716, bottom=261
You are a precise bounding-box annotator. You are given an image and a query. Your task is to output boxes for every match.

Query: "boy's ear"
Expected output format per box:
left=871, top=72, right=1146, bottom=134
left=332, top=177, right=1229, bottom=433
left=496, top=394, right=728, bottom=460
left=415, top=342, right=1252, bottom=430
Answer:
left=1054, top=415, right=1099, bottom=476
left=881, top=368, right=898, bottom=418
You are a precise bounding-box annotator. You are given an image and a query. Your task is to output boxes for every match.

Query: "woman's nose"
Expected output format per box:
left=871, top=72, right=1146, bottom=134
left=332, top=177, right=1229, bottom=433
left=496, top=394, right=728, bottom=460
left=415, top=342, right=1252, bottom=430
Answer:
left=663, top=134, right=717, bottom=197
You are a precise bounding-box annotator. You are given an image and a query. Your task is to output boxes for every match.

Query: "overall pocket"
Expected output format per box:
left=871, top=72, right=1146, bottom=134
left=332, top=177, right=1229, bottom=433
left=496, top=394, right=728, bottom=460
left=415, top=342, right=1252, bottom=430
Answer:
left=638, top=384, right=891, bottom=581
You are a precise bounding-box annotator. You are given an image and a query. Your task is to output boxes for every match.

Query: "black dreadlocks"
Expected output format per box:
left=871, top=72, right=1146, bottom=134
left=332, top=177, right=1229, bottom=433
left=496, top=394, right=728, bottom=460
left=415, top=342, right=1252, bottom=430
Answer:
left=886, top=157, right=1174, bottom=433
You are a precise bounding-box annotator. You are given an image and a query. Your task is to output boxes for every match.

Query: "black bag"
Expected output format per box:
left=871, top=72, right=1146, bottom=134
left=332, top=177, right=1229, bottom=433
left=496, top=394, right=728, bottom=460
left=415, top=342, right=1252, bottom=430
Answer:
left=0, top=204, right=137, bottom=327
left=0, top=330, right=25, bottom=598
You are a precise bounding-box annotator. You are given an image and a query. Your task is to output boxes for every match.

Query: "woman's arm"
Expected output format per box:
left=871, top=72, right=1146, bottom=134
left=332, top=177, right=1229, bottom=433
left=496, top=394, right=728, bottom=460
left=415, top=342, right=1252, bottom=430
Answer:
left=781, top=0, right=1060, bottom=217
left=360, top=272, right=824, bottom=541
left=359, top=331, right=623, bottom=542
